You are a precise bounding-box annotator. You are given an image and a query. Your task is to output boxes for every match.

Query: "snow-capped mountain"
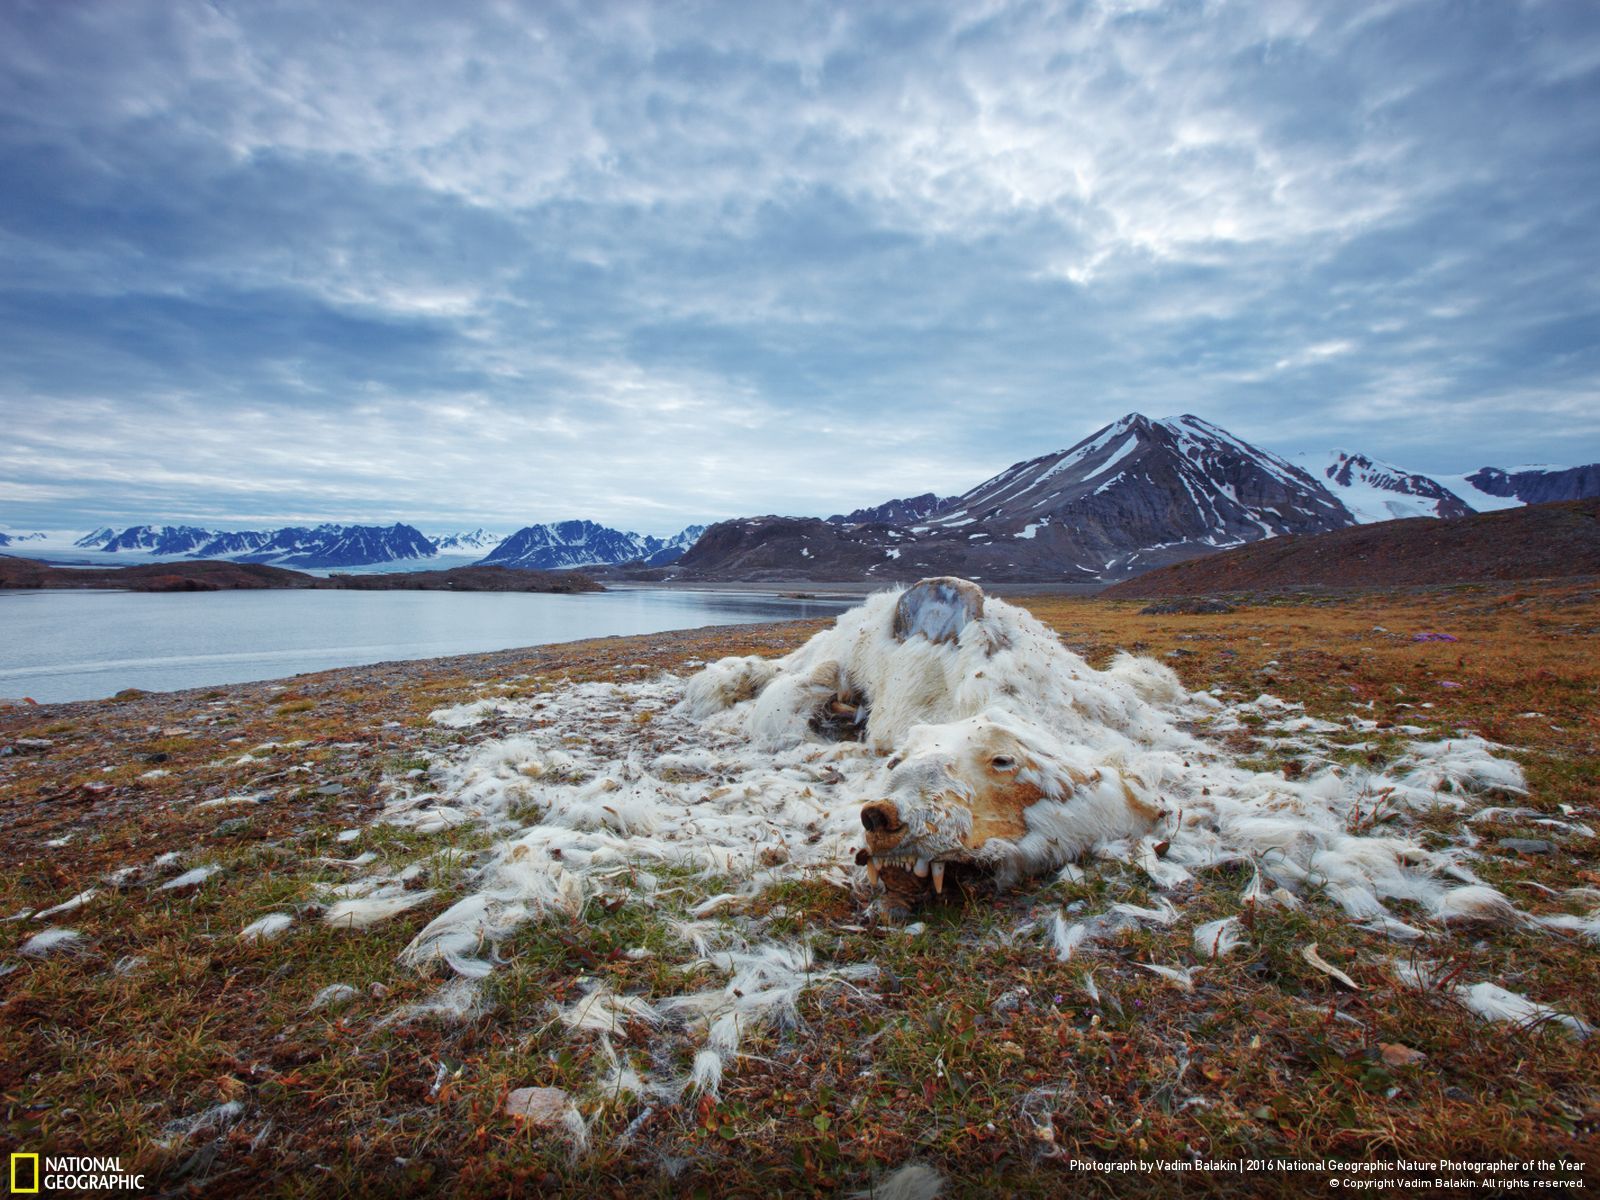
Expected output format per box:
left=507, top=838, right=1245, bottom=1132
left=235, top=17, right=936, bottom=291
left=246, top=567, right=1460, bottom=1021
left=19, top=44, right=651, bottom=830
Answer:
left=63, top=522, right=436, bottom=568
left=639, top=524, right=707, bottom=566
left=98, top=525, right=218, bottom=555
left=1297, top=451, right=1474, bottom=522
left=430, top=528, right=507, bottom=554
left=480, top=521, right=706, bottom=570
left=12, top=519, right=703, bottom=571
left=234, top=523, right=437, bottom=568
left=73, top=527, right=117, bottom=549
left=678, top=413, right=1356, bottom=582
left=927, top=412, right=1353, bottom=548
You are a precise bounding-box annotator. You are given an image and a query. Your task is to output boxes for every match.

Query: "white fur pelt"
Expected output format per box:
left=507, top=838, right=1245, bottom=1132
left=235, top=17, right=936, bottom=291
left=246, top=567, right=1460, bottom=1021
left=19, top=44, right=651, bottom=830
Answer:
left=297, top=583, right=1591, bottom=1125
left=683, top=590, right=1190, bottom=755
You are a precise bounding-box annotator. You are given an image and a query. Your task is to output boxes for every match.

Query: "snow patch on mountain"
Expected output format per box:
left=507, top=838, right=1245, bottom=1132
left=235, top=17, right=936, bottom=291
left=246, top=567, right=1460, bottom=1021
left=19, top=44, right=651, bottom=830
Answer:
left=1296, top=451, right=1474, bottom=522
left=429, top=529, right=508, bottom=554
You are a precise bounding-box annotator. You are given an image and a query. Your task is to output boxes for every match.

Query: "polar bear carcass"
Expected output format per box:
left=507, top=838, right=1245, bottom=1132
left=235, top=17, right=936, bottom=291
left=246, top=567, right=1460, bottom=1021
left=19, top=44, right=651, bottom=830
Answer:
left=680, top=577, right=1194, bottom=907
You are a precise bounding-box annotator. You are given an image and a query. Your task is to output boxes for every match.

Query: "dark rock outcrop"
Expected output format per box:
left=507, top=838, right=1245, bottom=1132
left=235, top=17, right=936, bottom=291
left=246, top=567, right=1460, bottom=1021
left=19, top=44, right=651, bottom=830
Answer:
left=1466, top=465, right=1600, bottom=506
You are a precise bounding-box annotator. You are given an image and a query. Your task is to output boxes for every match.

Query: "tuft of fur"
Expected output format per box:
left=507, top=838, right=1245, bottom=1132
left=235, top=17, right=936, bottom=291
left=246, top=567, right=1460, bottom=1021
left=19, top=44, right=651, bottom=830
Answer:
left=852, top=1162, right=946, bottom=1200
left=238, top=913, right=294, bottom=943
left=19, top=927, right=84, bottom=956
left=323, top=891, right=435, bottom=930
left=34, top=889, right=98, bottom=920
left=1192, top=916, right=1245, bottom=959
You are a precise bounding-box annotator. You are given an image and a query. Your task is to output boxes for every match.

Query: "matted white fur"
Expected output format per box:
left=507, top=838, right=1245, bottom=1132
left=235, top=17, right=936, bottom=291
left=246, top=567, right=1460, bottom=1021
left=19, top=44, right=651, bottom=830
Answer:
left=238, top=913, right=294, bottom=943
left=327, top=583, right=1590, bottom=1117
left=19, top=927, right=84, bottom=956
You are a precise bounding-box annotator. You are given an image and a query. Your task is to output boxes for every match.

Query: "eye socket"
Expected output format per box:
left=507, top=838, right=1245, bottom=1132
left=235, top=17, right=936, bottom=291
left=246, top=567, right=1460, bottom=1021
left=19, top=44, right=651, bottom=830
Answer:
left=990, top=754, right=1017, bottom=771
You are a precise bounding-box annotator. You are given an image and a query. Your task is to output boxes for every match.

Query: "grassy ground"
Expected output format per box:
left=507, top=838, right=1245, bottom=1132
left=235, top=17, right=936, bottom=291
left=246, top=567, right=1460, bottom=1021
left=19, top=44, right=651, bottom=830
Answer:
left=1, top=581, right=1597, bottom=1197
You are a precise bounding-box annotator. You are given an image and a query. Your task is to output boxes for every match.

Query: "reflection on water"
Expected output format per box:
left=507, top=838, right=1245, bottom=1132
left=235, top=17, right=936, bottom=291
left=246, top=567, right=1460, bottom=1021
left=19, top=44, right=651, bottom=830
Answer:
left=0, top=587, right=850, bottom=703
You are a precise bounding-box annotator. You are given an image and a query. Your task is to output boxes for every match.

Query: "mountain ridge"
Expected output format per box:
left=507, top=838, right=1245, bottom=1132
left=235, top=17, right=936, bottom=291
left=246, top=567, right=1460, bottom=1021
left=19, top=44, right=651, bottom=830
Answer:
left=8, top=416, right=1598, bottom=581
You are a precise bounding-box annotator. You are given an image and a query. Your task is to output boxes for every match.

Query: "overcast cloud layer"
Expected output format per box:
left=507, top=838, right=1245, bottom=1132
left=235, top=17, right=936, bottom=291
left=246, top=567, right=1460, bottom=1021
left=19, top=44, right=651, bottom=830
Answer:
left=2, top=0, right=1598, bottom=535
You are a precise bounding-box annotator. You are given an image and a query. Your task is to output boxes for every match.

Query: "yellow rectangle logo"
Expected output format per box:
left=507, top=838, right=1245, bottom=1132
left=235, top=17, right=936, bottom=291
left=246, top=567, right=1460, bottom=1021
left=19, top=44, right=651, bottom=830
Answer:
left=10, top=1152, right=41, bottom=1193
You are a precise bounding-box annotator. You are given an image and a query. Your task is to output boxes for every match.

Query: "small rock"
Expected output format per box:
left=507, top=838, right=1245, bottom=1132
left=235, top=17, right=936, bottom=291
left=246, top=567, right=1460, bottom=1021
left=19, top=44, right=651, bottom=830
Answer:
left=992, top=986, right=1029, bottom=1015
left=214, top=818, right=252, bottom=837
left=311, top=983, right=360, bottom=1010
left=505, top=1086, right=572, bottom=1126
left=1379, top=1043, right=1427, bottom=1068
left=14, top=738, right=54, bottom=753
left=1497, top=838, right=1555, bottom=855
left=317, top=783, right=347, bottom=796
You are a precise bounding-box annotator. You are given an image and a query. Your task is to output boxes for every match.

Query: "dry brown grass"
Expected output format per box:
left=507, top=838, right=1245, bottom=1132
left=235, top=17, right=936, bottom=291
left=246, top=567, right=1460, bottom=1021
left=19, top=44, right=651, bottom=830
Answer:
left=1, top=583, right=1597, bottom=1197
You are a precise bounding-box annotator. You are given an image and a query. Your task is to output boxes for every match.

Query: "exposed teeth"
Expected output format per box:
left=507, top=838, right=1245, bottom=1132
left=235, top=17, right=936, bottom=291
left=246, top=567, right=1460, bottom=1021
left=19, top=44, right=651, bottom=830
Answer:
left=865, top=860, right=880, bottom=885
left=932, top=862, right=945, bottom=894
left=914, top=858, right=930, bottom=878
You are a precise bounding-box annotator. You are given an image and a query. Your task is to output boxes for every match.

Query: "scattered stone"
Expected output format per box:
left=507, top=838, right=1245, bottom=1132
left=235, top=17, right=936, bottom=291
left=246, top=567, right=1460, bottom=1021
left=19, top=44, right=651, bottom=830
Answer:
left=317, top=783, right=347, bottom=796
left=992, top=986, right=1029, bottom=1015
left=505, top=1086, right=573, bottom=1127
left=311, top=983, right=360, bottom=1010
left=214, top=817, right=253, bottom=837
left=1497, top=837, right=1555, bottom=855
left=13, top=738, right=55, bottom=753
left=1379, top=1043, right=1427, bottom=1068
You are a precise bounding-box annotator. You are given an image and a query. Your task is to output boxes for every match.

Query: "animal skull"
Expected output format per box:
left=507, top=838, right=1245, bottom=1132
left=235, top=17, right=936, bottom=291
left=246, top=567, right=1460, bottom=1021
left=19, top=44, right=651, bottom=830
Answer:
left=856, top=711, right=1164, bottom=902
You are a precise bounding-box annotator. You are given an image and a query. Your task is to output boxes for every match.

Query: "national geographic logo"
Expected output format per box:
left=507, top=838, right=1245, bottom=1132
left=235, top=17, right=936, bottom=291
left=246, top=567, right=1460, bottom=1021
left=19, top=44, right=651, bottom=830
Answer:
left=9, top=1154, right=145, bottom=1193
left=8, top=1154, right=38, bottom=1194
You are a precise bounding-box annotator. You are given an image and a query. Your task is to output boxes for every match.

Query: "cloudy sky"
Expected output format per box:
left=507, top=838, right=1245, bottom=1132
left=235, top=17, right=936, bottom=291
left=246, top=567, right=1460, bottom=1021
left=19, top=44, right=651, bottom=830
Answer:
left=2, top=0, right=1597, bottom=536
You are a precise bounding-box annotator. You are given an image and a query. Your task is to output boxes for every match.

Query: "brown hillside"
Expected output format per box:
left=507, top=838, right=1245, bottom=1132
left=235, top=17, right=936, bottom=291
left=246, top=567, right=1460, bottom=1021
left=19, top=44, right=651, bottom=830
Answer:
left=0, top=556, right=316, bottom=590
left=325, top=565, right=600, bottom=592
left=0, top=556, right=600, bottom=593
left=1103, top=498, right=1600, bottom=598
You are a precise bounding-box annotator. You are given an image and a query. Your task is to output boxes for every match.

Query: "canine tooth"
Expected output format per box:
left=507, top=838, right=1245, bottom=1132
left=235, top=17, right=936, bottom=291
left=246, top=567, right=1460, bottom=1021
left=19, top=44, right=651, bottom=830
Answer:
left=931, top=862, right=945, bottom=893
left=866, top=861, right=880, bottom=885
left=914, top=858, right=930, bottom=878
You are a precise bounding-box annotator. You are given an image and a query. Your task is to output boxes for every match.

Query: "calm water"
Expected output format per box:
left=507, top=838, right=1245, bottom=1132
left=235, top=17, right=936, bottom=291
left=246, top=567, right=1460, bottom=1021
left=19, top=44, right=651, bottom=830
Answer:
left=0, top=587, right=849, bottom=704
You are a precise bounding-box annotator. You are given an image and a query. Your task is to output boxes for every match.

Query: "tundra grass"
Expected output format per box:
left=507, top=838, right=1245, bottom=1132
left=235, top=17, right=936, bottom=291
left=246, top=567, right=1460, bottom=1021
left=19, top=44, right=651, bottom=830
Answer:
left=0, top=583, right=1596, bottom=1196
